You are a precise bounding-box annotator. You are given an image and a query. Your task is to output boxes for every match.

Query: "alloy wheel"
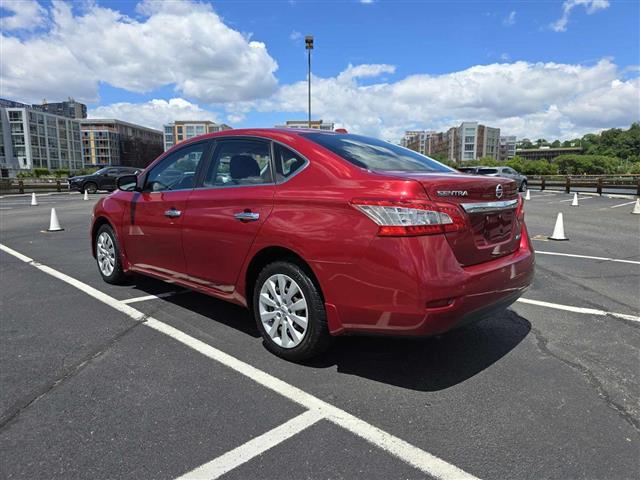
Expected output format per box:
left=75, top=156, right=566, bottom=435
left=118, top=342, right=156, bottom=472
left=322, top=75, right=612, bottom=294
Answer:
left=258, top=274, right=308, bottom=348
left=96, top=232, right=116, bottom=277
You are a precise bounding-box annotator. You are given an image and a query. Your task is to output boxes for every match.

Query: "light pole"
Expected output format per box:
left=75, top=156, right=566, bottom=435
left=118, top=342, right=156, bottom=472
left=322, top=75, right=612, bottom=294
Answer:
left=305, top=35, right=313, bottom=128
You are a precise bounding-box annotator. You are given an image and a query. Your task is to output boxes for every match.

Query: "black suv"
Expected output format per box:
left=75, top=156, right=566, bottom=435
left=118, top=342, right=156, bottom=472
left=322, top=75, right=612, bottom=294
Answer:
left=68, top=167, right=142, bottom=193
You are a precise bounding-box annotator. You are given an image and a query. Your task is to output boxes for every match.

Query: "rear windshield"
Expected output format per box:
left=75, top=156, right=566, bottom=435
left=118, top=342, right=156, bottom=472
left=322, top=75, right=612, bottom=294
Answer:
left=478, top=168, right=499, bottom=174
left=458, top=168, right=476, bottom=173
left=301, top=133, right=454, bottom=173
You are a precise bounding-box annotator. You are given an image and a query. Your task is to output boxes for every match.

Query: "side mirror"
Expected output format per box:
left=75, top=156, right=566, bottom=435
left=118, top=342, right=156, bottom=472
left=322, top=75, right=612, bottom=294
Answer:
left=117, top=174, right=140, bottom=192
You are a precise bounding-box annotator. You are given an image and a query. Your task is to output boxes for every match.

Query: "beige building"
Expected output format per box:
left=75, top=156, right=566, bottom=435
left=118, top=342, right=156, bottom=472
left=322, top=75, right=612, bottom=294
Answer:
left=403, top=122, right=501, bottom=163
left=81, top=119, right=163, bottom=168
left=163, top=121, right=232, bottom=151
left=275, top=120, right=335, bottom=131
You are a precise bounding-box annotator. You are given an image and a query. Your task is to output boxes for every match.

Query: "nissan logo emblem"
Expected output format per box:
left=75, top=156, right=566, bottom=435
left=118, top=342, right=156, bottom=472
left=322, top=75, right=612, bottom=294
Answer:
left=495, top=184, right=503, bottom=199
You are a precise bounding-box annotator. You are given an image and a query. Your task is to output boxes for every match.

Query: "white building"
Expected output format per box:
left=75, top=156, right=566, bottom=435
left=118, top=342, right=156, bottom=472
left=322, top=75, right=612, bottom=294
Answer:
left=458, top=122, right=501, bottom=162
left=0, top=106, right=83, bottom=177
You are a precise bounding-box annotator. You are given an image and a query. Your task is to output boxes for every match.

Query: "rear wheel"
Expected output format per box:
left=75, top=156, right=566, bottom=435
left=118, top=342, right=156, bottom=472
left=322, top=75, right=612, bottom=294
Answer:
left=84, top=182, right=98, bottom=194
left=95, top=224, right=127, bottom=284
left=253, top=261, right=332, bottom=361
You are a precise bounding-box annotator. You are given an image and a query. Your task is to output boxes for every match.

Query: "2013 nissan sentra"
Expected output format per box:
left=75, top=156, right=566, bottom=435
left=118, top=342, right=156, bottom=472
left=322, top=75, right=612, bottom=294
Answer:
left=91, top=129, right=534, bottom=360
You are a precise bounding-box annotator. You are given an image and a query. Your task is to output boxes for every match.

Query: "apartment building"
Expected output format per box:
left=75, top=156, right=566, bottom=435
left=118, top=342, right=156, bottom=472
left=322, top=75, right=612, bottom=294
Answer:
left=274, top=120, right=335, bottom=131
left=400, top=130, right=438, bottom=156
left=81, top=119, right=163, bottom=168
left=500, top=136, right=517, bottom=161
left=458, top=122, right=500, bottom=161
left=0, top=105, right=83, bottom=177
left=37, top=98, right=87, bottom=119
left=163, top=120, right=232, bottom=151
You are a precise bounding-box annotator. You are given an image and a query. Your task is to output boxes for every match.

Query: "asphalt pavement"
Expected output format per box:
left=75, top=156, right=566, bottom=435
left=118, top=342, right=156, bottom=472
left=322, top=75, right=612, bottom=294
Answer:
left=0, top=191, right=638, bottom=479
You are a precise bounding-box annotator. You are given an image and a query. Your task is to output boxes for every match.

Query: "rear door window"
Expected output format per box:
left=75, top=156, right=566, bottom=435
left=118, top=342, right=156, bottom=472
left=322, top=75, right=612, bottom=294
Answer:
left=203, top=139, right=273, bottom=187
left=478, top=168, right=498, bottom=174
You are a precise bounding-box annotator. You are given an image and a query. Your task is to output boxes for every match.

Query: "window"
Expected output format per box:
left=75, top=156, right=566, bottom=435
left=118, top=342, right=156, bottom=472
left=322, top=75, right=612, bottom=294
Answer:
left=145, top=142, right=207, bottom=192
left=301, top=133, right=453, bottom=173
left=203, top=139, right=272, bottom=187
left=273, top=143, right=306, bottom=182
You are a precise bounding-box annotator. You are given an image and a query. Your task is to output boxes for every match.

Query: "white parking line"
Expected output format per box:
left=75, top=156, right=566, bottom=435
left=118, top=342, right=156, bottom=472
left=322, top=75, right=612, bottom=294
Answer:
left=528, top=193, right=557, bottom=199
left=535, top=251, right=640, bottom=265
left=609, top=201, right=637, bottom=209
left=516, top=298, right=640, bottom=323
left=121, top=291, right=183, bottom=304
left=0, top=243, right=480, bottom=480
left=177, top=410, right=324, bottom=479
left=558, top=196, right=592, bottom=203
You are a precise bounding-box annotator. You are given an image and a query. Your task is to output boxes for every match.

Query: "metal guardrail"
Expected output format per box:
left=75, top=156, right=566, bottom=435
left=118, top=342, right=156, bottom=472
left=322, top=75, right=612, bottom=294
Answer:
left=527, top=175, right=639, bottom=196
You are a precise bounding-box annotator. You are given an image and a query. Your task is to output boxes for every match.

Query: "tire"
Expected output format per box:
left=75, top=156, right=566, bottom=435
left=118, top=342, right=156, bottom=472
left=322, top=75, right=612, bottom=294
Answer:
left=94, top=224, right=127, bottom=285
left=520, top=180, right=527, bottom=192
left=84, top=182, right=98, bottom=194
left=253, top=261, right=332, bottom=361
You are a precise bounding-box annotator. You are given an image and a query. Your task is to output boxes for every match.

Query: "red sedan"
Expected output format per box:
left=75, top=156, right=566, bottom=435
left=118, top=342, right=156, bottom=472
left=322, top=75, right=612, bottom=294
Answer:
left=91, top=129, right=534, bottom=360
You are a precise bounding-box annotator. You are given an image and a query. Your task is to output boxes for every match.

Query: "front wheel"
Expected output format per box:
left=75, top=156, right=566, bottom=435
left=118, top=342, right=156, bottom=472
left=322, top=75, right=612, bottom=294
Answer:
left=253, top=261, right=332, bottom=361
left=95, top=224, right=127, bottom=284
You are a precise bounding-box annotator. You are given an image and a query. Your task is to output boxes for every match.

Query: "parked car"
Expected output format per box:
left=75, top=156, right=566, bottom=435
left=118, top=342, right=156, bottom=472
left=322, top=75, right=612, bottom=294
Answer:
left=91, top=129, right=534, bottom=360
left=457, top=166, right=480, bottom=174
left=477, top=166, right=528, bottom=192
left=69, top=166, right=142, bottom=193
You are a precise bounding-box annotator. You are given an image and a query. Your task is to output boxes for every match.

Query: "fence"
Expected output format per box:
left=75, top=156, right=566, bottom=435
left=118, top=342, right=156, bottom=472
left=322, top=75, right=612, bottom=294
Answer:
left=527, top=175, right=639, bottom=196
left=0, top=179, right=69, bottom=195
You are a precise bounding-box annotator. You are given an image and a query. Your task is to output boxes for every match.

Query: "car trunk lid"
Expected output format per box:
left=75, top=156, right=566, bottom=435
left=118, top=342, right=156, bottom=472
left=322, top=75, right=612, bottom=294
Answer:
left=381, top=172, right=521, bottom=266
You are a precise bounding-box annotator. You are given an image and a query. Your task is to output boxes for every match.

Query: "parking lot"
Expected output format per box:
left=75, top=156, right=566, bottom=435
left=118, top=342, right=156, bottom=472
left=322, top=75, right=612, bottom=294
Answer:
left=0, top=191, right=638, bottom=479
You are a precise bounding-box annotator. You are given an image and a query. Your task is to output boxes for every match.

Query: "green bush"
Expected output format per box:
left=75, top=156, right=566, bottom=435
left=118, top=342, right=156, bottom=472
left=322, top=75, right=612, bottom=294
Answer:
left=506, top=157, right=558, bottom=175
left=33, top=168, right=50, bottom=178
left=53, top=169, right=70, bottom=178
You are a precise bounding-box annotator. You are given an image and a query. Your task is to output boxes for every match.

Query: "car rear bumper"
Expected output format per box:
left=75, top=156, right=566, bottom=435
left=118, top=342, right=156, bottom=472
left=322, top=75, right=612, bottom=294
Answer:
left=317, top=224, right=535, bottom=337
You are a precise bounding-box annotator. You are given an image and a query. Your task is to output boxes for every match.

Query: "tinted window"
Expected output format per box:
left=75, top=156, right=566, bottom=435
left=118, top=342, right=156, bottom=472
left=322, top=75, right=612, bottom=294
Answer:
left=274, top=144, right=306, bottom=182
left=105, top=168, right=119, bottom=176
left=302, top=133, right=454, bottom=173
left=145, top=142, right=206, bottom=192
left=478, top=168, right=499, bottom=174
left=203, top=139, right=272, bottom=187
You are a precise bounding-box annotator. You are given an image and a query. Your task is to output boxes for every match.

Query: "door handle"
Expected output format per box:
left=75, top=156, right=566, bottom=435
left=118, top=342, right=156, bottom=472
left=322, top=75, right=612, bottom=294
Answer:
left=164, top=208, right=182, bottom=218
left=234, top=211, right=260, bottom=222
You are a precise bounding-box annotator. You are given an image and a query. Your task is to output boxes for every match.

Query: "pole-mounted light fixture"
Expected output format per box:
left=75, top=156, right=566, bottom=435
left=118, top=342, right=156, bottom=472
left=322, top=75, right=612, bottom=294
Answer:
left=305, top=36, right=314, bottom=129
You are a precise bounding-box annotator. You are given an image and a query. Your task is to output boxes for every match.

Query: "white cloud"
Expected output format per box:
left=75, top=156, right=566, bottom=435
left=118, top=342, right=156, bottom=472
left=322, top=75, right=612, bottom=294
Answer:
left=360, top=0, right=375, bottom=4
left=500, top=53, right=511, bottom=61
left=1, top=0, right=278, bottom=104
left=289, top=30, right=302, bottom=41
left=503, top=10, right=516, bottom=26
left=551, top=0, right=610, bottom=32
left=237, top=59, right=638, bottom=140
left=88, top=98, right=218, bottom=130
left=0, top=0, right=47, bottom=31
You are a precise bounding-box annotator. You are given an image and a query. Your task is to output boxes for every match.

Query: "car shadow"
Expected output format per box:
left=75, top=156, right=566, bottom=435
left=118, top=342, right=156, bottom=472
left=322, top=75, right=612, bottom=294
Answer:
left=125, top=275, right=530, bottom=392
left=306, top=310, right=531, bottom=391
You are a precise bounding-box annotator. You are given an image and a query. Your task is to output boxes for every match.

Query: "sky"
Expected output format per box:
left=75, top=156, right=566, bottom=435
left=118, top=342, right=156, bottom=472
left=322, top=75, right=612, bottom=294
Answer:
left=1, top=0, right=639, bottom=141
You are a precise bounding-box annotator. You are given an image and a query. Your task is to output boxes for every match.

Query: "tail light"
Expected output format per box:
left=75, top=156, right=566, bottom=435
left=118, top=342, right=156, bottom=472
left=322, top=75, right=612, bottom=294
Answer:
left=351, top=199, right=466, bottom=236
left=515, top=195, right=525, bottom=223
